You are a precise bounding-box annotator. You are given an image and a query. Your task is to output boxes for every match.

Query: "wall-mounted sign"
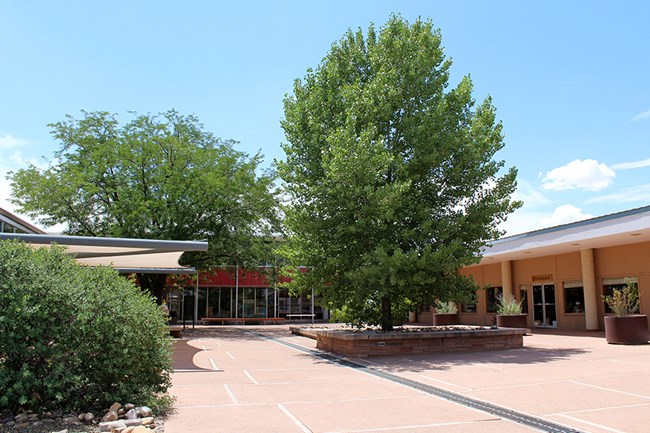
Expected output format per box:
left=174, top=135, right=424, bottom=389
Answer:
left=532, top=274, right=553, bottom=282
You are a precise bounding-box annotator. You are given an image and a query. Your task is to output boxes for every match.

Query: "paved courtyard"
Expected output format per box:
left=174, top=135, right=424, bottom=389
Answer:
left=165, top=326, right=650, bottom=433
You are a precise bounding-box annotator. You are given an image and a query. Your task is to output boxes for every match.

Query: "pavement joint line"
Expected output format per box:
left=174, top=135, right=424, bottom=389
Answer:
left=276, top=403, right=312, bottom=433
left=324, top=419, right=501, bottom=433
left=226, top=351, right=235, bottom=359
left=248, top=330, right=587, bottom=433
left=548, top=401, right=650, bottom=416
left=554, top=414, right=627, bottom=433
left=416, top=374, right=473, bottom=391
left=224, top=384, right=240, bottom=405
left=244, top=370, right=260, bottom=384
left=209, top=358, right=220, bottom=371
left=569, top=380, right=650, bottom=400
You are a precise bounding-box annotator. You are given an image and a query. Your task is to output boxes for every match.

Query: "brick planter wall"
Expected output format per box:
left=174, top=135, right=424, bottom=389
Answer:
left=291, top=327, right=525, bottom=358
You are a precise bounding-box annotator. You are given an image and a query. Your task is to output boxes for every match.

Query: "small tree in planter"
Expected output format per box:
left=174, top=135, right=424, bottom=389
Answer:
left=433, top=302, right=459, bottom=326
left=496, top=294, right=527, bottom=328
left=603, top=278, right=648, bottom=344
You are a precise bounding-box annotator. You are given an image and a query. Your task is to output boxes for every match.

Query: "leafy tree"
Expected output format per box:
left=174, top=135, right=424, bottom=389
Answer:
left=9, top=110, right=279, bottom=300
left=277, top=16, right=521, bottom=331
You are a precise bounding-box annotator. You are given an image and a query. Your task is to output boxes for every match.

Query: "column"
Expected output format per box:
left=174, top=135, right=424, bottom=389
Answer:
left=501, top=260, right=513, bottom=299
left=581, top=249, right=599, bottom=330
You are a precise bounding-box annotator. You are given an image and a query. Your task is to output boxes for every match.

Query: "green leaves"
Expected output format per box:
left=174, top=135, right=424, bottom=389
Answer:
left=0, top=241, right=173, bottom=412
left=278, top=15, right=520, bottom=330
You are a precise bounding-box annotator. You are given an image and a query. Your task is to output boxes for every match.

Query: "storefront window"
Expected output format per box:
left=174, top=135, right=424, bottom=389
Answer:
left=486, top=287, right=503, bottom=313
left=563, top=281, right=584, bottom=313
left=461, top=303, right=476, bottom=313
left=603, top=277, right=638, bottom=314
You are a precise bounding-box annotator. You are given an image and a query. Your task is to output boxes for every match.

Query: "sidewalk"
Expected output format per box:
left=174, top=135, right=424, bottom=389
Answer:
left=165, top=326, right=650, bottom=433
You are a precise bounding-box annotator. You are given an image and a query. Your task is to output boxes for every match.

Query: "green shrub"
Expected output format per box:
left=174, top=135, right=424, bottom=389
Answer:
left=0, top=240, right=172, bottom=413
left=496, top=294, right=523, bottom=315
left=603, top=277, right=639, bottom=317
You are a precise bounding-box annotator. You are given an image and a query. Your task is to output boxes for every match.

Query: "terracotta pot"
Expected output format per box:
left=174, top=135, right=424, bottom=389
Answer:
left=604, top=315, right=649, bottom=345
left=496, top=314, right=527, bottom=328
left=432, top=313, right=459, bottom=326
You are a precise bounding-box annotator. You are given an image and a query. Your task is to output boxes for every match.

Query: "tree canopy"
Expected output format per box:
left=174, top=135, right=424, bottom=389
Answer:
left=9, top=110, right=279, bottom=299
left=277, top=16, right=521, bottom=331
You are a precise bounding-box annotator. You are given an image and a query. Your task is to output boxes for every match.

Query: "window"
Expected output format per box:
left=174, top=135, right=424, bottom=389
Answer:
left=603, top=277, right=638, bottom=314
left=563, top=281, right=584, bottom=313
left=486, top=287, right=503, bottom=313
left=461, top=303, right=476, bottom=313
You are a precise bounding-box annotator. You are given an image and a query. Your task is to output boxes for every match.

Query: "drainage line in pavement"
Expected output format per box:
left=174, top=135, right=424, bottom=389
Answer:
left=249, top=331, right=585, bottom=433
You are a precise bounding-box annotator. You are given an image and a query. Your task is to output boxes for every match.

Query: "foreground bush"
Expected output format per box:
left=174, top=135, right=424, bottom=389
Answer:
left=0, top=240, right=172, bottom=413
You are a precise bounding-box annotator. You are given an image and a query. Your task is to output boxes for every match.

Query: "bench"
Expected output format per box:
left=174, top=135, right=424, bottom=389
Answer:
left=285, top=314, right=315, bottom=323
left=201, top=317, right=287, bottom=325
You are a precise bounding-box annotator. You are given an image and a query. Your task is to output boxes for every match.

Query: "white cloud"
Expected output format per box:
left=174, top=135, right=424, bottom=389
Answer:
left=540, top=205, right=593, bottom=227
left=631, top=109, right=650, bottom=122
left=500, top=205, right=593, bottom=236
left=511, top=179, right=551, bottom=208
left=0, top=134, right=26, bottom=149
left=541, top=159, right=615, bottom=191
left=611, top=158, right=650, bottom=170
left=586, top=183, right=650, bottom=205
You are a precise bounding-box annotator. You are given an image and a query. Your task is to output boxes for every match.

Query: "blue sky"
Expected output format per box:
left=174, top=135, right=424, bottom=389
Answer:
left=1, top=1, right=649, bottom=235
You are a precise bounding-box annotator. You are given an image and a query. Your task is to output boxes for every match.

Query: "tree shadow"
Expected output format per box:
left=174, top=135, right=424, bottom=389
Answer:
left=364, top=346, right=590, bottom=372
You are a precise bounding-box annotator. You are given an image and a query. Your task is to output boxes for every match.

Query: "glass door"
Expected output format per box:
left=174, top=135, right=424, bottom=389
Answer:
left=532, top=284, right=557, bottom=328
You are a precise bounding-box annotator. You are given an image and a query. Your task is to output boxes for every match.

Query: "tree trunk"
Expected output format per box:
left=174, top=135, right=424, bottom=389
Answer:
left=137, top=273, right=169, bottom=304
left=381, top=296, right=394, bottom=332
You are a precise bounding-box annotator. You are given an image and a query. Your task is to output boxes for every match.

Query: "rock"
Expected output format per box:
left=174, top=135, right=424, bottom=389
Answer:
left=0, top=416, right=14, bottom=424
left=141, top=417, right=154, bottom=425
left=14, top=414, right=28, bottom=423
left=42, top=418, right=56, bottom=423
left=100, top=419, right=143, bottom=431
left=51, top=409, right=63, bottom=418
left=100, top=420, right=128, bottom=432
left=14, top=422, right=29, bottom=429
left=118, top=408, right=126, bottom=415
left=102, top=410, right=119, bottom=422
left=27, top=413, right=39, bottom=420
left=136, top=406, right=153, bottom=418
left=126, top=409, right=138, bottom=420
left=124, top=403, right=135, bottom=412
left=122, top=427, right=136, bottom=433
left=109, top=403, right=122, bottom=412
left=131, top=427, right=150, bottom=433
left=4, top=421, right=15, bottom=427
left=83, top=412, right=95, bottom=424
left=52, top=430, right=69, bottom=433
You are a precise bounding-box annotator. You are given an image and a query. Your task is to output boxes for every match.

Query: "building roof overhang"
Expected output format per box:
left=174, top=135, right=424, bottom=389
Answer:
left=476, top=205, right=650, bottom=266
left=0, top=233, right=209, bottom=274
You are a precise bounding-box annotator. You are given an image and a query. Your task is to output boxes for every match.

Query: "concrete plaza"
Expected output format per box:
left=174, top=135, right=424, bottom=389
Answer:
left=165, top=326, right=650, bottom=433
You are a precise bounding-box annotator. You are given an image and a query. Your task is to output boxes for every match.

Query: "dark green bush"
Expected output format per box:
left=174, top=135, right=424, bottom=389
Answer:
left=0, top=240, right=172, bottom=413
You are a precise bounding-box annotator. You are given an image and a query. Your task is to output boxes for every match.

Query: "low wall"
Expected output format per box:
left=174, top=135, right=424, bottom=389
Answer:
left=291, top=326, right=525, bottom=357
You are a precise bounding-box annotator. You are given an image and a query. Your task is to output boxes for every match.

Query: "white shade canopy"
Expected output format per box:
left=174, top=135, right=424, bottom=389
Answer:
left=0, top=233, right=208, bottom=274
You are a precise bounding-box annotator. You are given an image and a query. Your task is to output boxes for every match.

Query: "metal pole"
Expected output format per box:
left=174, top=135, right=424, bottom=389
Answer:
left=235, top=264, right=239, bottom=319
left=193, top=272, right=198, bottom=329
left=311, top=287, right=315, bottom=324
left=181, top=287, right=185, bottom=330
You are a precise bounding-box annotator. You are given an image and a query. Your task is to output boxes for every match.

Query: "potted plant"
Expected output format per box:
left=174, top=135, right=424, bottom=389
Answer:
left=496, top=294, right=527, bottom=328
left=603, top=278, right=648, bottom=344
left=432, top=302, right=459, bottom=326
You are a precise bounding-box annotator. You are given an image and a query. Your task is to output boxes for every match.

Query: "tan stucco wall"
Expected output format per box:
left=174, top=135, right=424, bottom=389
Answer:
left=461, top=241, right=650, bottom=331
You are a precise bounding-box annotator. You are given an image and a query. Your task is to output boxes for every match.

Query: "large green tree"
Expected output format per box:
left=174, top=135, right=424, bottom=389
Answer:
left=10, top=110, right=279, bottom=300
left=277, top=16, right=521, bottom=331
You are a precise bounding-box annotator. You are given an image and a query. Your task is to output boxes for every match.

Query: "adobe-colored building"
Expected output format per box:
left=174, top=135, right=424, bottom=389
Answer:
left=448, top=206, right=650, bottom=331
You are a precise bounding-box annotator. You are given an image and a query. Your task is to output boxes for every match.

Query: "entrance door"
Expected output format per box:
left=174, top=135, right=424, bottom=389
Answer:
left=532, top=284, right=557, bottom=328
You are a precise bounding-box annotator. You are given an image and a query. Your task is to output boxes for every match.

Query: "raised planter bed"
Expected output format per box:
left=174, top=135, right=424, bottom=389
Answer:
left=291, top=326, right=525, bottom=357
